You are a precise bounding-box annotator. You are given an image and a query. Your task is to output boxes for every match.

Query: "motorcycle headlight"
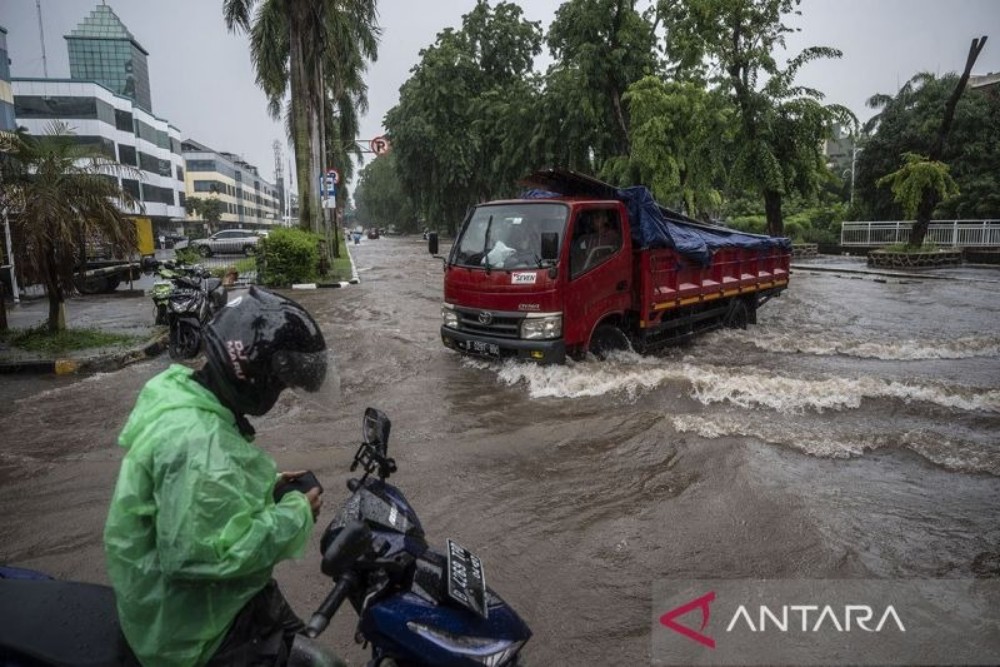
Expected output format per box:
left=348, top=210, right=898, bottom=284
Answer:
left=406, top=622, right=525, bottom=667
left=442, top=304, right=459, bottom=329
left=520, top=313, right=562, bottom=340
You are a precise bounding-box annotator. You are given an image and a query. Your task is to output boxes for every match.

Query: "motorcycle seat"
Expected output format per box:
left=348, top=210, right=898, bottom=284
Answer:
left=0, top=579, right=132, bottom=666
left=176, top=276, right=202, bottom=289
left=205, top=277, right=222, bottom=292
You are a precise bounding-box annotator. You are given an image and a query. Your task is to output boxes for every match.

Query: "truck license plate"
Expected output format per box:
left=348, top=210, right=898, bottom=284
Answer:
left=469, top=340, right=500, bottom=357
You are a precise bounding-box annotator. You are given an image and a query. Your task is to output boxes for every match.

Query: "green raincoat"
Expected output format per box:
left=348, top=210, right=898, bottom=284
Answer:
left=104, top=364, right=313, bottom=667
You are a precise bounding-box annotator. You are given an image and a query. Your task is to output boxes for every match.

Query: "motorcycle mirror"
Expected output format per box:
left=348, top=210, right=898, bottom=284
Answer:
left=362, top=408, right=391, bottom=447
left=541, top=232, right=559, bottom=261
left=321, top=520, right=372, bottom=578
left=428, top=232, right=439, bottom=256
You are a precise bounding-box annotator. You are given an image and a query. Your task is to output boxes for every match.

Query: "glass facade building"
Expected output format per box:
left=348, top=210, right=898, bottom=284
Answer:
left=65, top=5, right=152, bottom=111
left=0, top=26, right=15, bottom=132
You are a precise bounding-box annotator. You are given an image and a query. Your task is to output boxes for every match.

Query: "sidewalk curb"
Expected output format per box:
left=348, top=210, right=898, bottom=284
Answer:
left=0, top=330, right=169, bottom=376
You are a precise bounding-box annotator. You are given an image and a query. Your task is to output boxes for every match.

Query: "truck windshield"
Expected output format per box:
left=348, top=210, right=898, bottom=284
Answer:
left=451, top=203, right=568, bottom=270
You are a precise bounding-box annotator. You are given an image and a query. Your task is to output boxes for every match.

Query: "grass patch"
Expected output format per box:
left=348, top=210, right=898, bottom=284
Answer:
left=0, top=326, right=140, bottom=355
left=323, top=255, right=353, bottom=283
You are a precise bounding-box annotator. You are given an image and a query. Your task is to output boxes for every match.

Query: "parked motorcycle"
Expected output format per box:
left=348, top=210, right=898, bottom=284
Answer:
left=0, top=409, right=532, bottom=667
left=150, top=261, right=227, bottom=359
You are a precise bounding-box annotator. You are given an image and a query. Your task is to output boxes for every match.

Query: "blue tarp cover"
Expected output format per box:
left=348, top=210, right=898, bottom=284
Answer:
left=523, top=184, right=791, bottom=266
left=617, top=186, right=791, bottom=265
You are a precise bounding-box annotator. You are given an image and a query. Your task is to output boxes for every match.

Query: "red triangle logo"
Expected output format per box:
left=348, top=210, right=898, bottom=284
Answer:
left=659, top=591, right=716, bottom=649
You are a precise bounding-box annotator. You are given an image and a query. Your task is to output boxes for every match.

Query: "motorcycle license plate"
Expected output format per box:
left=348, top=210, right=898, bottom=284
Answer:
left=466, top=340, right=500, bottom=357
left=446, top=539, right=488, bottom=619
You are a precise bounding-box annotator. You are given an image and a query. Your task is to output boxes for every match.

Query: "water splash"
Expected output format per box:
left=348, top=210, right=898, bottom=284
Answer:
left=671, top=413, right=1000, bottom=476
left=472, top=355, right=1000, bottom=414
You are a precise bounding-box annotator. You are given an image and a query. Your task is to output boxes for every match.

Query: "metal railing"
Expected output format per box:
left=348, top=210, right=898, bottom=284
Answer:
left=841, top=220, right=1000, bottom=247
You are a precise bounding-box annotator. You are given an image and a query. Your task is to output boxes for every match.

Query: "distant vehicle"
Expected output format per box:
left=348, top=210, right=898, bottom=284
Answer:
left=189, top=229, right=261, bottom=257
left=163, top=234, right=188, bottom=249
left=367, top=228, right=380, bottom=240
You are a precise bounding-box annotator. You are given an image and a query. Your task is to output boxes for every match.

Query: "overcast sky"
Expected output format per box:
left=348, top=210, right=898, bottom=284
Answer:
left=4, top=0, right=998, bottom=193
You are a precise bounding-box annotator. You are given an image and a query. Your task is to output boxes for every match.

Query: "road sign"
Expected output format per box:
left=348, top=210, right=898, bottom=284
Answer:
left=319, top=172, right=336, bottom=198
left=326, top=168, right=340, bottom=185
left=369, top=136, right=390, bottom=156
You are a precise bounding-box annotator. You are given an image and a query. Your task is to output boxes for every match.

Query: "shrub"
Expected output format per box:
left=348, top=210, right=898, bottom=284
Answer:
left=174, top=247, right=201, bottom=265
left=259, top=228, right=320, bottom=287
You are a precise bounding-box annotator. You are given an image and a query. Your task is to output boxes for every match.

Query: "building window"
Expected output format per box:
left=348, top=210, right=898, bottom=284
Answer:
left=118, top=144, right=137, bottom=166
left=176, top=165, right=185, bottom=181
left=122, top=178, right=141, bottom=201
left=114, top=109, right=133, bottom=133
left=186, top=159, right=216, bottom=172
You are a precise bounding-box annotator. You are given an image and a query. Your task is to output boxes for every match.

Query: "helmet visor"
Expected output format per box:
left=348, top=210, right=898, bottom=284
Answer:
left=272, top=348, right=339, bottom=403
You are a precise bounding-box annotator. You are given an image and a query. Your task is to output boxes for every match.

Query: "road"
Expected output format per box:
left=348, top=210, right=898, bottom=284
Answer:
left=1, top=235, right=998, bottom=665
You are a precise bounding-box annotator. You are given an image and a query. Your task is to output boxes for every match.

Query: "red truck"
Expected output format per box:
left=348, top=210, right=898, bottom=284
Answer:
left=429, top=169, right=790, bottom=364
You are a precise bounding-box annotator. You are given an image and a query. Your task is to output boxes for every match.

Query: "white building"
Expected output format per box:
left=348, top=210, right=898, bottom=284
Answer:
left=13, top=77, right=186, bottom=223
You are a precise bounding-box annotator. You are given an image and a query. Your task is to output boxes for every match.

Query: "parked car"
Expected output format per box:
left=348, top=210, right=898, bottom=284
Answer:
left=163, top=234, right=188, bottom=249
left=188, top=229, right=261, bottom=257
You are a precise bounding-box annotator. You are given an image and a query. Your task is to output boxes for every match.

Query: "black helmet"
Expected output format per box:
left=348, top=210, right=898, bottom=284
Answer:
left=200, top=286, right=328, bottom=416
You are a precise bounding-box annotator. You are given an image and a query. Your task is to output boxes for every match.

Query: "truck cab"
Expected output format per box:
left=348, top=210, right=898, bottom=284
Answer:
left=439, top=199, right=634, bottom=363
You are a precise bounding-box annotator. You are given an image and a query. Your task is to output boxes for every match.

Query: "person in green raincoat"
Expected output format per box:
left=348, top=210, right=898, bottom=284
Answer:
left=104, top=288, right=335, bottom=666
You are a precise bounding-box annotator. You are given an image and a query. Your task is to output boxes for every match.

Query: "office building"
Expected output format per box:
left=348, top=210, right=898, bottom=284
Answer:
left=66, top=4, right=152, bottom=111
left=13, top=78, right=186, bottom=223
left=182, top=140, right=282, bottom=229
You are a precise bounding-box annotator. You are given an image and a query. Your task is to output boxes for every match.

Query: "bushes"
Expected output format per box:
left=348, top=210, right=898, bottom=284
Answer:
left=259, top=228, right=320, bottom=287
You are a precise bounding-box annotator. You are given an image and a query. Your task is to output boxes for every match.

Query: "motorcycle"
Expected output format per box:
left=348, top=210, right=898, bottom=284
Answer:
left=150, top=261, right=228, bottom=360
left=0, top=409, right=532, bottom=667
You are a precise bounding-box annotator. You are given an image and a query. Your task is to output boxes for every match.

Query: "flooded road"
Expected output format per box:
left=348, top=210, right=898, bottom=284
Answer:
left=1, top=237, right=998, bottom=665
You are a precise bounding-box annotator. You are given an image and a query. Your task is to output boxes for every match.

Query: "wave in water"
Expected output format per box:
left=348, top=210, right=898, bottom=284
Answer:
left=671, top=413, right=1000, bottom=476
left=712, top=329, right=1000, bottom=361
left=479, top=356, right=1000, bottom=414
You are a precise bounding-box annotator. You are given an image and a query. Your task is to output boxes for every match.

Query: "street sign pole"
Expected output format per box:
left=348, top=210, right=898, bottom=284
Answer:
left=2, top=207, right=20, bottom=304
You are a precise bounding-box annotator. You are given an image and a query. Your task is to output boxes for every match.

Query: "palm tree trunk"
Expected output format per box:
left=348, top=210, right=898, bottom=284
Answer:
left=289, top=26, right=316, bottom=233
left=44, top=243, right=66, bottom=332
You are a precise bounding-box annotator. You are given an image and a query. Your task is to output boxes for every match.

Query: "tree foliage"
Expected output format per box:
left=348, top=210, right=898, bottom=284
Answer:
left=185, top=196, right=225, bottom=230
left=876, top=152, right=959, bottom=219
left=0, top=123, right=139, bottom=331
left=658, top=0, right=853, bottom=235
left=385, top=1, right=543, bottom=235
left=856, top=72, right=1000, bottom=221
left=354, top=154, right=419, bottom=232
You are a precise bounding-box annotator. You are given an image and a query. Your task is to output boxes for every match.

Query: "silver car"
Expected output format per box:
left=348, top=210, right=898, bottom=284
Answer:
left=189, top=229, right=261, bottom=257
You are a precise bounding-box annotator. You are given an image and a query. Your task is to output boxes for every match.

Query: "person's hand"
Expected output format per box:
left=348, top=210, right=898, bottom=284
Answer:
left=305, top=487, right=323, bottom=521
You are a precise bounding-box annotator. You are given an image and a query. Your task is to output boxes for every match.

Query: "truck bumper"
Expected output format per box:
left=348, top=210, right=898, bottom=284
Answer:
left=440, top=327, right=566, bottom=364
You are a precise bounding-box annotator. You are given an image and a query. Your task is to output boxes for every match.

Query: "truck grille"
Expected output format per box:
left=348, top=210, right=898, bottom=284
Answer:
left=456, top=309, right=523, bottom=339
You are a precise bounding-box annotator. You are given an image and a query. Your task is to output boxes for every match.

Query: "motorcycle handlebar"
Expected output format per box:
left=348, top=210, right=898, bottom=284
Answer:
left=304, top=571, right=359, bottom=639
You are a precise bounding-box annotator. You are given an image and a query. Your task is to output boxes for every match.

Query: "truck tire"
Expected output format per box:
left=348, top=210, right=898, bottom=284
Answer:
left=723, top=300, right=750, bottom=329
left=589, top=324, right=631, bottom=360
left=74, top=275, right=110, bottom=295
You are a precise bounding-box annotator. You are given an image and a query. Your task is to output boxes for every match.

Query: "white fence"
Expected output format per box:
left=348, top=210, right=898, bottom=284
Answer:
left=840, top=220, right=1000, bottom=247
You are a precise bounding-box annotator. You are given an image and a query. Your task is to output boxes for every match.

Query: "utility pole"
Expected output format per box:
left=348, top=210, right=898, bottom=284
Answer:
left=35, top=0, right=49, bottom=77
left=273, top=140, right=283, bottom=225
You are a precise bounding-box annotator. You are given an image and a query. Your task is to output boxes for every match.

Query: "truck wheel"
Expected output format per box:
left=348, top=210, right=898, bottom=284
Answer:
left=198, top=245, right=213, bottom=258
left=724, top=300, right=750, bottom=329
left=589, top=325, right=631, bottom=360
left=105, top=276, right=122, bottom=292
left=75, top=275, right=109, bottom=295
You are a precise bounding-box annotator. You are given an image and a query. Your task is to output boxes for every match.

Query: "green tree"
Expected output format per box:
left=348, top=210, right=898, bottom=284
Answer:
left=660, top=0, right=853, bottom=236
left=385, top=1, right=543, bottom=235
left=185, top=196, right=225, bottom=231
left=543, top=0, right=657, bottom=179
left=624, top=76, right=731, bottom=217
left=223, top=0, right=379, bottom=235
left=0, top=123, right=140, bottom=331
left=876, top=152, right=959, bottom=221
left=857, top=38, right=993, bottom=244
left=354, top=154, right=418, bottom=232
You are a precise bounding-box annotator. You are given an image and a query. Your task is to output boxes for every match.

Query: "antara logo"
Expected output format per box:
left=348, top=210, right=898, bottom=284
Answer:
left=660, top=592, right=717, bottom=649
left=660, top=592, right=906, bottom=649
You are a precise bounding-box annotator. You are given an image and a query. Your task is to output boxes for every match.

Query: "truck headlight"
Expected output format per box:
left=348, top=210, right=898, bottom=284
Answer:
left=521, top=313, right=562, bottom=340
left=442, top=304, right=459, bottom=329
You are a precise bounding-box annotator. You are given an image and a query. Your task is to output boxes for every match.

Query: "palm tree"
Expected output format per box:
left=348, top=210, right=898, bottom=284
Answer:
left=223, top=0, right=380, bottom=236
left=0, top=122, right=140, bottom=332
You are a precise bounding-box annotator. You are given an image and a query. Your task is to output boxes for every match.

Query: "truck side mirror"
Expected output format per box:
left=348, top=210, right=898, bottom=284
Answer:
left=541, top=232, right=559, bottom=261
left=428, top=232, right=439, bottom=256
